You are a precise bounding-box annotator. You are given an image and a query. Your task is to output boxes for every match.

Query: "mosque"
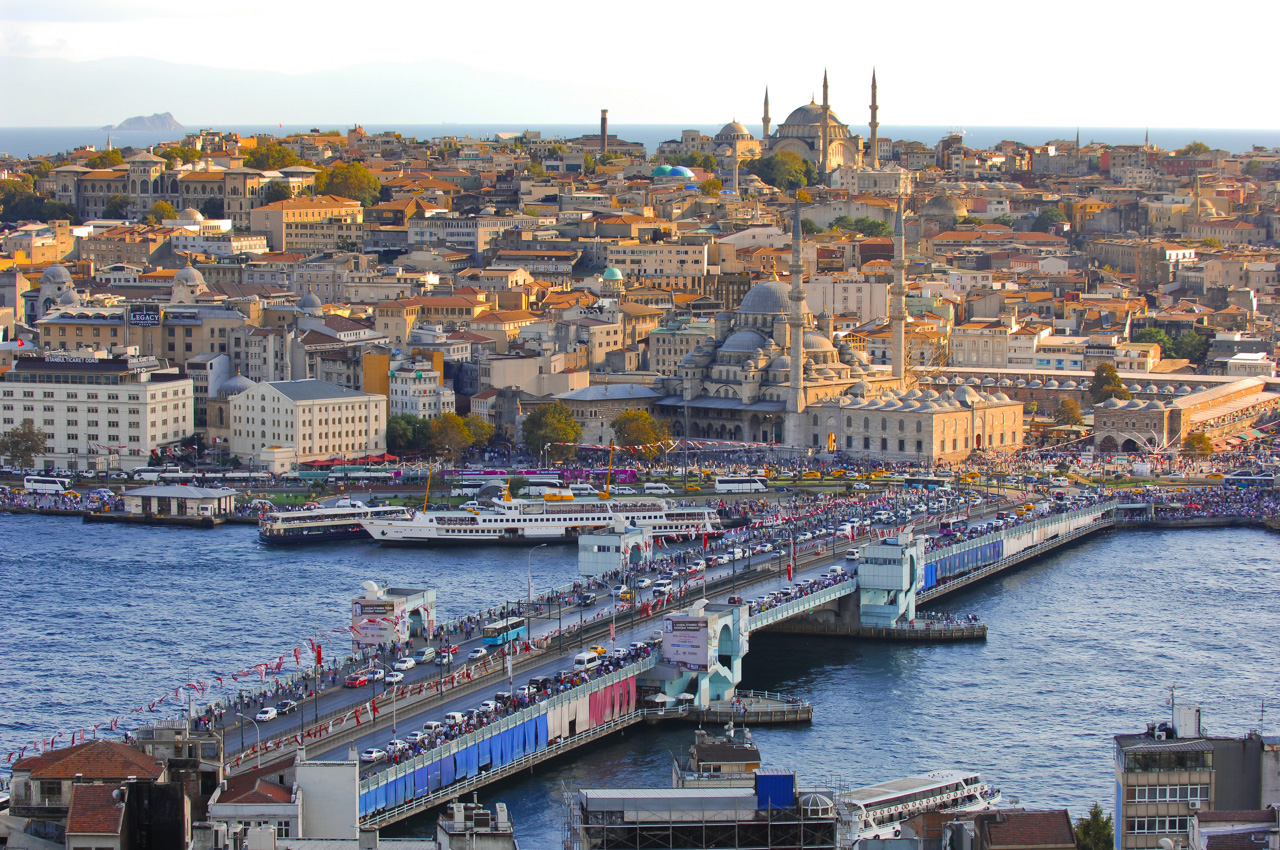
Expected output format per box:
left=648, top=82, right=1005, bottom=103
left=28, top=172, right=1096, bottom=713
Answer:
left=652, top=199, right=1025, bottom=463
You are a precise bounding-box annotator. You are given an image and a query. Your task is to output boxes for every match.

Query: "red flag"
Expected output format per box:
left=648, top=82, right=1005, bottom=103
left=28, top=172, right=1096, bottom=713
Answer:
left=787, top=561, right=793, bottom=581
left=353, top=707, right=362, bottom=726
left=293, top=647, right=301, bottom=666
left=702, top=532, right=708, bottom=550
left=315, top=644, right=322, bottom=666
left=370, top=700, right=379, bottom=719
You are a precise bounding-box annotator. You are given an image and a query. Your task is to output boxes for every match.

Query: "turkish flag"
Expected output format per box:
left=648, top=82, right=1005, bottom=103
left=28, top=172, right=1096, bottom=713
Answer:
left=787, top=561, right=793, bottom=581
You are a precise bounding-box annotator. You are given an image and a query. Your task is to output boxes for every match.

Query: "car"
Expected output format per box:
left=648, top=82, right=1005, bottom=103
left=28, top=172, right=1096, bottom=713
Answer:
left=405, top=730, right=428, bottom=745
left=611, top=485, right=636, bottom=495
left=634, top=577, right=653, bottom=589
left=578, top=592, right=597, bottom=607
left=610, top=584, right=628, bottom=598
left=652, top=580, right=673, bottom=597
left=421, top=720, right=444, bottom=734
left=684, top=485, right=701, bottom=492
left=619, top=590, right=636, bottom=602
left=360, top=748, right=387, bottom=763
left=384, top=671, right=404, bottom=685
left=629, top=641, right=647, bottom=652
left=344, top=672, right=369, bottom=688
left=370, top=667, right=385, bottom=681
left=443, top=711, right=467, bottom=726
left=274, top=699, right=297, bottom=715
left=387, top=738, right=409, bottom=752
left=392, top=656, right=416, bottom=671
left=255, top=707, right=278, bottom=722
left=587, top=644, right=607, bottom=656
left=727, top=595, right=745, bottom=605
left=514, top=684, right=535, bottom=699
left=478, top=700, right=501, bottom=714
left=467, top=647, right=489, bottom=661
left=610, top=648, right=629, bottom=661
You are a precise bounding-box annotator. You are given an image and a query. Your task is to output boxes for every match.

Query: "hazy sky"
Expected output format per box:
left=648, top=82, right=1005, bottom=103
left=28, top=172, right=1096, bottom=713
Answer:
left=2, top=0, right=1277, bottom=129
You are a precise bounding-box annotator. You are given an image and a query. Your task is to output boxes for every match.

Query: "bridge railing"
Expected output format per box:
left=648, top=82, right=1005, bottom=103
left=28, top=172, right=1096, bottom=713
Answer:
left=746, top=579, right=855, bottom=632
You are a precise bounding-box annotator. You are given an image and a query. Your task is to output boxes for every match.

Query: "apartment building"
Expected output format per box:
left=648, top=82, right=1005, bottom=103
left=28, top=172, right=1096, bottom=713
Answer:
left=407, top=214, right=537, bottom=262
left=249, top=195, right=365, bottom=252
left=227, top=379, right=386, bottom=469
left=605, top=242, right=709, bottom=284
left=650, top=318, right=715, bottom=376
left=0, top=353, right=194, bottom=471
left=388, top=364, right=456, bottom=418
left=374, top=295, right=487, bottom=345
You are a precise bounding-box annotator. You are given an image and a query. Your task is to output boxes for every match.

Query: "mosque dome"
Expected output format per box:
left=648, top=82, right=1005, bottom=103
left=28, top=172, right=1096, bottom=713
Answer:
left=41, top=264, right=72, bottom=286
left=738, top=279, right=809, bottom=316
left=784, top=101, right=842, bottom=127
left=651, top=165, right=673, bottom=177
left=803, top=331, right=836, bottom=351
left=670, top=166, right=695, bottom=178
left=58, top=288, right=79, bottom=306
left=769, top=355, right=792, bottom=372
left=220, top=373, right=257, bottom=397
left=720, top=329, right=770, bottom=354
left=1062, top=380, right=1078, bottom=389
left=1044, top=379, right=1060, bottom=389
left=715, top=121, right=752, bottom=141
left=1176, top=385, right=1192, bottom=394
left=1099, top=397, right=1124, bottom=409
left=922, top=193, right=968, bottom=219
left=173, top=264, right=207, bottom=290
left=177, top=207, right=204, bottom=222
left=299, top=290, right=322, bottom=310
left=1143, top=384, right=1159, bottom=394
left=602, top=267, right=624, bottom=282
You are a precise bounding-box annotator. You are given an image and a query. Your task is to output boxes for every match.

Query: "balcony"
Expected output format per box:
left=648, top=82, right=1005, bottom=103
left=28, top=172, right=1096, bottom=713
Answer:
left=9, top=788, right=69, bottom=818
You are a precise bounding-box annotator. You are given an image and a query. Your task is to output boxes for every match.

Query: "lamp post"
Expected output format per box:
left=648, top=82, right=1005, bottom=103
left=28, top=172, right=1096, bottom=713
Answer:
left=235, top=713, right=261, bottom=770
left=527, top=543, right=548, bottom=641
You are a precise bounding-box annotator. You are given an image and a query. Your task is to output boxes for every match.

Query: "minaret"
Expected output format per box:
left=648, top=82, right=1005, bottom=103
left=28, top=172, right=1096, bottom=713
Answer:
left=890, top=195, right=908, bottom=383
left=762, top=87, right=771, bottom=142
left=820, top=69, right=830, bottom=185
left=787, top=198, right=807, bottom=415
left=869, top=68, right=880, bottom=169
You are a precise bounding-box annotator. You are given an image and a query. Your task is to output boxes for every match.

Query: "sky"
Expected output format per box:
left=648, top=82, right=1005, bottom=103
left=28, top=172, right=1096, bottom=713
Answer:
left=1, top=0, right=1277, bottom=130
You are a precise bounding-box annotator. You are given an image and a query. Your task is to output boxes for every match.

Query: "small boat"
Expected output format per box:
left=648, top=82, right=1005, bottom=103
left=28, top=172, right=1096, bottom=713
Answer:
left=840, top=769, right=1002, bottom=844
left=258, top=499, right=411, bottom=545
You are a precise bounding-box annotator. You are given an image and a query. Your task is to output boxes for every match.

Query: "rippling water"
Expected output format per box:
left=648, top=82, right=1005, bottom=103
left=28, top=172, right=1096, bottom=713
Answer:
left=3, top=517, right=1276, bottom=846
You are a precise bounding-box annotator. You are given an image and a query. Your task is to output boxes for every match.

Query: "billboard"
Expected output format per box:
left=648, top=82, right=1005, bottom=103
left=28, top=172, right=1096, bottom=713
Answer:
left=351, top=598, right=407, bottom=648
left=129, top=305, right=161, bottom=327
left=661, top=615, right=710, bottom=672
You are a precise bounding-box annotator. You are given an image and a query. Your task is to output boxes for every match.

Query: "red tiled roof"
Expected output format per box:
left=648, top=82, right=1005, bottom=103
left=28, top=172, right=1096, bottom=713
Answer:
left=14, top=740, right=164, bottom=781
left=217, top=757, right=295, bottom=805
left=1196, top=810, right=1277, bottom=824
left=66, top=784, right=126, bottom=835
left=980, top=810, right=1075, bottom=848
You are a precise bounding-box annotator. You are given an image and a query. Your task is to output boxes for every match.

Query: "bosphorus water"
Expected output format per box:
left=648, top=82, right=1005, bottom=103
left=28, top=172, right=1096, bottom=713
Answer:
left=1, top=516, right=1275, bottom=845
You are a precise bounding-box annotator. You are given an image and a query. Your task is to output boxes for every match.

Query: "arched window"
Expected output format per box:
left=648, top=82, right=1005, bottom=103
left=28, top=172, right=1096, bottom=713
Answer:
left=140, top=181, right=149, bottom=194
left=170, top=180, right=178, bottom=193
left=898, top=418, right=905, bottom=432
left=846, top=416, right=852, bottom=428
left=880, top=417, right=886, bottom=431
left=863, top=417, right=869, bottom=431
left=152, top=178, right=160, bottom=194
left=130, top=179, right=137, bottom=193
left=812, top=415, right=818, bottom=426
left=916, top=421, right=922, bottom=433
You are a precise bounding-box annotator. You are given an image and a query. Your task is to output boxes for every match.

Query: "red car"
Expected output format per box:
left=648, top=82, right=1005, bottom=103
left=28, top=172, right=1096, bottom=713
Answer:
left=344, top=672, right=369, bottom=688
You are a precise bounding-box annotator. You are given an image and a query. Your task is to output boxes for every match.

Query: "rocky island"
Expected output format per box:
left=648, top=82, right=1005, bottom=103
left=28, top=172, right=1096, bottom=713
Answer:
left=100, top=112, right=185, bottom=132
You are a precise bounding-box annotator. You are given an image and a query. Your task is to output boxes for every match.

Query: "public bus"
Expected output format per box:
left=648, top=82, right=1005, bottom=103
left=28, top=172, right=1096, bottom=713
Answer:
left=23, top=475, right=70, bottom=494
left=714, top=476, right=769, bottom=493
left=904, top=476, right=952, bottom=491
left=328, top=471, right=394, bottom=486
left=1222, top=470, right=1275, bottom=488
left=481, top=617, right=528, bottom=646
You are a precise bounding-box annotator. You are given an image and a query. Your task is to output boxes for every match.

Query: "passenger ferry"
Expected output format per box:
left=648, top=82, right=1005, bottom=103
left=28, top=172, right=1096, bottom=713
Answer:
left=258, top=499, right=411, bottom=545
left=362, top=493, right=718, bottom=546
left=840, top=770, right=1001, bottom=843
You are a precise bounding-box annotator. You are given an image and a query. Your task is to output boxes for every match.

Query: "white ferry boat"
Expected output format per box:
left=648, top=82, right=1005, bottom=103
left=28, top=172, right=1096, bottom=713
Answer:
left=840, top=769, right=1001, bottom=843
left=258, top=500, right=411, bottom=545
left=362, top=494, right=717, bottom=545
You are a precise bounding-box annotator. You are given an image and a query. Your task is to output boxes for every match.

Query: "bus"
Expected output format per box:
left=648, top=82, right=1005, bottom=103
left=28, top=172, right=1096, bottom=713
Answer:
left=481, top=617, right=528, bottom=646
left=328, top=471, right=394, bottom=486
left=904, top=476, right=952, bottom=491
left=715, top=476, right=769, bottom=493
left=1222, top=470, right=1275, bottom=488
left=24, top=475, right=70, bottom=494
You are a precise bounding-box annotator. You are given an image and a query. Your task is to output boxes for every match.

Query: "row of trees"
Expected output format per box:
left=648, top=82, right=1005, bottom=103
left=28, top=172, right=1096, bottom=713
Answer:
left=1133, top=328, right=1209, bottom=363
left=740, top=151, right=818, bottom=191
left=386, top=412, right=495, bottom=462
left=243, top=144, right=383, bottom=206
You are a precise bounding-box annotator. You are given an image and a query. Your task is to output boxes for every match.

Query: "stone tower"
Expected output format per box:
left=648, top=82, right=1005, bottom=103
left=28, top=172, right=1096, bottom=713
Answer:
left=890, top=195, right=908, bottom=383
left=869, top=68, right=880, bottom=169
left=820, top=69, right=830, bottom=184
left=787, top=199, right=807, bottom=415
left=762, top=87, right=771, bottom=141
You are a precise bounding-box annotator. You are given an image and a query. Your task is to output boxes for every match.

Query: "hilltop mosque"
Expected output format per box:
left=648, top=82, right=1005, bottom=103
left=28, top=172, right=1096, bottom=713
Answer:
left=653, top=201, right=1024, bottom=463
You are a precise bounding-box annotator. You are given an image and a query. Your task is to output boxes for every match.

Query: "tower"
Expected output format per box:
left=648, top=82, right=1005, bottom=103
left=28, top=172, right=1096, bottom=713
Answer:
left=820, top=69, right=830, bottom=185
left=890, top=195, right=908, bottom=383
left=869, top=68, right=880, bottom=169
left=600, top=109, right=608, bottom=154
left=762, top=87, right=771, bottom=142
left=787, top=199, right=807, bottom=415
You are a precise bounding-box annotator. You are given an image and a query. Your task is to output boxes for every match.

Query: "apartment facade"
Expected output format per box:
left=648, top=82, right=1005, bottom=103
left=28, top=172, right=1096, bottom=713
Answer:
left=249, top=195, right=365, bottom=252
left=227, top=379, right=386, bottom=468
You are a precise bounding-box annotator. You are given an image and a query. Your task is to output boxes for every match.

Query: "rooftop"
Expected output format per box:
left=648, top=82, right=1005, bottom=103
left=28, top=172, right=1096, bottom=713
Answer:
left=13, top=739, right=165, bottom=781
left=66, top=784, right=126, bottom=836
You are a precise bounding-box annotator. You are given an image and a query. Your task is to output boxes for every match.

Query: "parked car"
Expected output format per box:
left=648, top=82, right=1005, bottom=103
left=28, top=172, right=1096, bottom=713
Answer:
left=392, top=656, right=416, bottom=671
left=360, top=748, right=387, bottom=763
left=255, top=707, right=278, bottom=722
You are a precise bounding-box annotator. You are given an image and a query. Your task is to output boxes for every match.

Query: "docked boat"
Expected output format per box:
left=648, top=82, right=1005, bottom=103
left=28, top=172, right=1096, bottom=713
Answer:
left=362, top=494, right=718, bottom=546
left=839, top=769, right=1001, bottom=843
left=258, top=500, right=411, bottom=545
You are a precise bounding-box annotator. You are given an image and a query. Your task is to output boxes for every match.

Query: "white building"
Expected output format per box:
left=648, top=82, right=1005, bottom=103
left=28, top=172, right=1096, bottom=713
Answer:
left=0, top=352, right=194, bottom=471
left=605, top=243, right=709, bottom=281
left=804, top=273, right=884, bottom=324
left=388, top=364, right=456, bottom=418
left=228, top=379, right=386, bottom=471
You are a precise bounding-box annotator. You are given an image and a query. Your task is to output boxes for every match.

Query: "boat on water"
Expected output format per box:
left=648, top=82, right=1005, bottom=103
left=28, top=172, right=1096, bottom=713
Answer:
left=840, top=769, right=1002, bottom=843
left=258, top=499, right=411, bottom=545
left=362, top=493, right=718, bottom=545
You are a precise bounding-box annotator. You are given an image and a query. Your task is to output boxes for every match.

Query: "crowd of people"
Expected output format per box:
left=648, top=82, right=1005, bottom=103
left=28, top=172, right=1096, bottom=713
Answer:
left=0, top=486, right=122, bottom=512
left=1125, top=484, right=1280, bottom=521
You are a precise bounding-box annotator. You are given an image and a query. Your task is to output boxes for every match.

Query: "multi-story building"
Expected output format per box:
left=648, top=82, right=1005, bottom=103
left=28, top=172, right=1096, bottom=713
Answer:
left=373, top=295, right=487, bottom=345
left=0, top=352, right=195, bottom=471
left=605, top=242, right=709, bottom=286
left=249, top=195, right=365, bottom=252
left=80, top=224, right=179, bottom=268
left=949, top=317, right=1019, bottom=368
left=388, top=363, right=456, bottom=418
left=407, top=214, right=538, bottom=262
left=650, top=318, right=716, bottom=376
left=227, top=379, right=386, bottom=470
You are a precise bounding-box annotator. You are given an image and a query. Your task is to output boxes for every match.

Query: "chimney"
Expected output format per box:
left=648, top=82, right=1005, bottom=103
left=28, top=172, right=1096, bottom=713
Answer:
left=600, top=110, right=609, bottom=154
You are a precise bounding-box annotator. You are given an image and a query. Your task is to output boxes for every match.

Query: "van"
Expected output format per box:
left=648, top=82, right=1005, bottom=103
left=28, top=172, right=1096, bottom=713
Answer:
left=1050, top=476, right=1069, bottom=487
left=573, top=651, right=602, bottom=672
left=569, top=483, right=598, bottom=497
left=413, top=646, right=437, bottom=665
left=133, top=465, right=181, bottom=482
left=643, top=483, right=675, bottom=495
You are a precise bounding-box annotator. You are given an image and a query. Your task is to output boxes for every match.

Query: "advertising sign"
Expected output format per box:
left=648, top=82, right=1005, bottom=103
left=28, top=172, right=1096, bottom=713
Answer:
left=661, top=615, right=710, bottom=672
left=351, top=598, right=406, bottom=647
left=129, top=305, right=161, bottom=327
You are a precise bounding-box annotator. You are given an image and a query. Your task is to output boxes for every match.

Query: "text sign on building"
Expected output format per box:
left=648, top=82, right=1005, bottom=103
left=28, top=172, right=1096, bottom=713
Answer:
left=351, top=598, right=407, bottom=648
left=129, top=305, right=161, bottom=327
left=661, top=615, right=710, bottom=672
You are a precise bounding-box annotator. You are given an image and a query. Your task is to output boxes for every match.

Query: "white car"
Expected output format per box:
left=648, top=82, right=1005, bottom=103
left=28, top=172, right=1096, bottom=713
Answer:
left=610, top=485, right=636, bottom=495
left=359, top=748, right=387, bottom=763
left=392, top=656, right=416, bottom=671
left=443, top=711, right=466, bottom=726
left=467, top=647, right=489, bottom=661
left=405, top=730, right=428, bottom=745
left=610, top=584, right=628, bottom=598
left=370, top=667, right=385, bottom=681
left=634, top=577, right=653, bottom=589
left=254, top=707, right=278, bottom=722
left=478, top=700, right=501, bottom=713
left=421, top=721, right=444, bottom=734
left=387, top=739, right=409, bottom=752
left=384, top=671, right=404, bottom=686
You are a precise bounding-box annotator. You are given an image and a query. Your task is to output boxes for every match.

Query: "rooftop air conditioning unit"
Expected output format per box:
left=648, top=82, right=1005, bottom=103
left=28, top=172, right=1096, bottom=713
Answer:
left=1188, top=802, right=1201, bottom=810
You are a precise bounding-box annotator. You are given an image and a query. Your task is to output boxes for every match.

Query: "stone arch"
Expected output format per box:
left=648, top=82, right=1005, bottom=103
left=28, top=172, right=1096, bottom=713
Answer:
left=1098, top=435, right=1119, bottom=452
left=130, top=179, right=137, bottom=193
left=1121, top=438, right=1140, bottom=453
left=140, top=181, right=149, bottom=195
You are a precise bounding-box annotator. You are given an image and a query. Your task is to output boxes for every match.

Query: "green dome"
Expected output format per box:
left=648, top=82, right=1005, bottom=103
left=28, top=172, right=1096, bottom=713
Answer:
left=602, top=267, right=624, bottom=281
left=651, top=165, right=673, bottom=177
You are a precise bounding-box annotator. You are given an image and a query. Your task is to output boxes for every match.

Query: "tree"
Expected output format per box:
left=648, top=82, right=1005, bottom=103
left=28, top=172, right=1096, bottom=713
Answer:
left=1177, top=141, right=1210, bottom=156
left=160, top=145, right=201, bottom=167
left=583, top=153, right=597, bottom=174
left=245, top=144, right=302, bottom=171
left=386, top=414, right=417, bottom=454
left=1027, top=401, right=1038, bottom=417
left=1171, top=331, right=1208, bottom=362
left=38, top=201, right=81, bottom=225
left=1074, top=804, right=1114, bottom=850
left=1182, top=431, right=1213, bottom=460
left=957, top=215, right=983, bottom=226
left=261, top=181, right=294, bottom=204
left=507, top=474, right=530, bottom=498
left=198, top=197, right=225, bottom=219
left=1032, top=206, right=1068, bottom=232
left=103, top=194, right=131, bottom=218
left=740, top=151, right=808, bottom=190
left=699, top=178, right=723, bottom=196
left=463, top=413, right=494, bottom=448
left=147, top=201, right=177, bottom=223
left=1200, top=237, right=1222, bottom=249
left=0, top=419, right=48, bottom=470
left=525, top=161, right=546, bottom=179
left=1133, top=328, right=1173, bottom=358
left=86, top=150, right=124, bottom=169
left=610, top=410, right=670, bottom=459
left=852, top=217, right=892, bottom=237
left=801, top=218, right=821, bottom=235
left=1054, top=398, right=1084, bottom=426
left=832, top=215, right=856, bottom=231
left=426, top=412, right=473, bottom=462
left=318, top=161, right=380, bottom=206
left=993, top=213, right=1015, bottom=227
left=1091, top=363, right=1131, bottom=403
left=522, top=401, right=582, bottom=463
left=1243, top=159, right=1265, bottom=177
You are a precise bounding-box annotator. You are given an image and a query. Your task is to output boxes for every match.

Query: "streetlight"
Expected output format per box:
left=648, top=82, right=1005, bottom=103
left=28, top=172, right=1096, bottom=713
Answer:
left=527, top=543, right=548, bottom=645
left=235, top=713, right=261, bottom=770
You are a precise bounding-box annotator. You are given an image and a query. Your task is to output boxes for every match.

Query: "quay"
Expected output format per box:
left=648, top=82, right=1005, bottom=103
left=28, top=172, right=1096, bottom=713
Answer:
left=682, top=690, right=813, bottom=725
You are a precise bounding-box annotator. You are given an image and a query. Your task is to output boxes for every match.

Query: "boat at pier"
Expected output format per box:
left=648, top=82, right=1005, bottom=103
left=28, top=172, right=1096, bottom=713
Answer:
left=258, top=500, right=411, bottom=545
left=840, top=769, right=1001, bottom=843
left=362, top=493, right=717, bottom=545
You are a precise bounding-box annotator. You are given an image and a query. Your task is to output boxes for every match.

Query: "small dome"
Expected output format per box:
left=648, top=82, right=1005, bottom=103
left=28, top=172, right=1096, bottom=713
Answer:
left=58, top=288, right=79, bottom=306
left=1044, top=379, right=1060, bottom=389
left=922, top=389, right=940, bottom=399
left=994, top=392, right=1012, bottom=402
left=1028, top=380, right=1043, bottom=388
left=716, top=121, right=752, bottom=140
left=651, top=165, right=673, bottom=177
left=177, top=207, right=204, bottom=222
left=981, top=377, right=997, bottom=386
left=998, top=378, right=1013, bottom=387
left=720, top=328, right=770, bottom=354
left=1016, top=379, right=1028, bottom=387
left=602, top=267, right=624, bottom=281
left=1062, top=380, right=1078, bottom=389
left=40, top=264, right=72, bottom=286
left=1177, top=385, right=1192, bottom=394
left=1143, top=384, right=1159, bottom=394
left=1126, top=383, right=1143, bottom=393
left=670, top=166, right=695, bottom=178
left=965, top=377, right=981, bottom=385
left=173, top=264, right=206, bottom=289
left=299, top=290, right=322, bottom=309
left=1126, top=399, right=1145, bottom=409
left=769, top=355, right=792, bottom=371
left=221, top=373, right=257, bottom=397
left=1145, top=400, right=1167, bottom=410
left=803, top=331, right=835, bottom=351
left=922, top=193, right=969, bottom=219
left=1099, top=397, right=1124, bottom=409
